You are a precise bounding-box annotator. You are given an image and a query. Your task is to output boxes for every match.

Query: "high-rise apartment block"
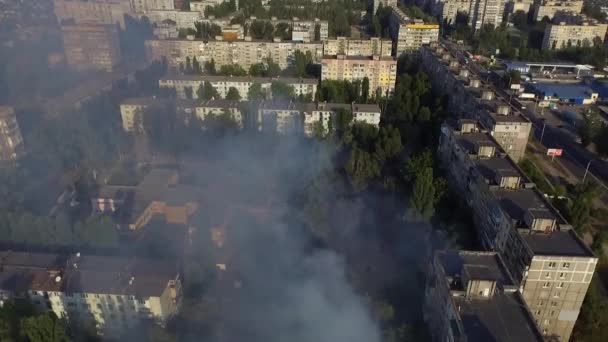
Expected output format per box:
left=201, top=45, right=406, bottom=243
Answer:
left=321, top=55, right=397, bottom=97
left=323, top=37, right=392, bottom=57
left=542, top=16, right=607, bottom=49
left=0, top=106, right=24, bottom=161
left=389, top=5, right=440, bottom=55
left=146, top=9, right=202, bottom=30
left=438, top=120, right=597, bottom=341
left=533, top=0, right=583, bottom=21
left=372, top=0, right=397, bottom=13
left=54, top=0, right=133, bottom=28
left=0, top=250, right=181, bottom=338
left=145, top=38, right=323, bottom=70
left=428, top=0, right=472, bottom=24
left=424, top=250, right=545, bottom=341
left=62, top=24, right=122, bottom=72
left=130, top=0, right=174, bottom=13
left=468, top=0, right=505, bottom=29
left=421, top=43, right=531, bottom=162
left=158, top=75, right=318, bottom=100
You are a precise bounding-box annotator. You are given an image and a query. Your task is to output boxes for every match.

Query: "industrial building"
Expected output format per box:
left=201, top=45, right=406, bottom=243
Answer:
left=530, top=83, right=599, bottom=104
left=61, top=23, right=122, bottom=72
left=421, top=43, right=532, bottom=162
left=0, top=106, right=24, bottom=161
left=0, top=250, right=181, bottom=338
left=321, top=55, right=397, bottom=98
left=424, top=250, right=544, bottom=342
left=438, top=120, right=597, bottom=341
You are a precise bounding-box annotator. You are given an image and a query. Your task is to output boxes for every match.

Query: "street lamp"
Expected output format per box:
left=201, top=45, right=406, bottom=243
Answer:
left=583, top=160, right=592, bottom=183
left=540, top=119, right=546, bottom=145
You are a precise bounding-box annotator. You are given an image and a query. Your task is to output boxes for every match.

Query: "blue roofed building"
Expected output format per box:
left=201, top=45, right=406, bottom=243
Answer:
left=529, top=83, right=599, bottom=104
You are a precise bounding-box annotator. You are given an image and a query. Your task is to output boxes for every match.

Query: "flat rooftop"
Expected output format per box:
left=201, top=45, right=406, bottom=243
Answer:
left=475, top=157, right=523, bottom=183
left=455, top=131, right=500, bottom=154
left=439, top=250, right=514, bottom=287
left=521, top=230, right=594, bottom=257
left=454, top=292, right=543, bottom=342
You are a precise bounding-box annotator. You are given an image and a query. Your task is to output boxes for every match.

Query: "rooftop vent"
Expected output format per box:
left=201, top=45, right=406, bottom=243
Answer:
left=470, top=79, right=480, bottom=88
left=497, top=105, right=510, bottom=115
left=459, top=69, right=469, bottom=78
left=482, top=90, right=494, bottom=101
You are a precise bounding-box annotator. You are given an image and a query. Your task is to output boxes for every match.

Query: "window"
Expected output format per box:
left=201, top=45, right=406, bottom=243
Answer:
left=538, top=300, right=544, bottom=306
left=535, top=310, right=542, bottom=315
left=559, top=273, right=566, bottom=279
left=542, top=282, right=550, bottom=288
left=550, top=301, right=558, bottom=307
left=557, top=282, right=564, bottom=288
left=553, top=292, right=561, bottom=298
left=548, top=262, right=556, bottom=268
left=550, top=311, right=556, bottom=316
left=545, top=272, right=551, bottom=279
left=563, top=262, right=571, bottom=269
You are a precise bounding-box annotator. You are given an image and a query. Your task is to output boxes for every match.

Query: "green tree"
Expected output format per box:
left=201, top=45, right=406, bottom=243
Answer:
left=218, top=64, right=247, bottom=76
left=569, top=182, right=600, bottom=233
left=410, top=167, right=436, bottom=220
left=248, top=82, right=266, bottom=100
left=270, top=81, right=295, bottom=99
left=512, top=10, right=528, bottom=29
left=192, top=57, right=202, bottom=75
left=345, top=147, right=380, bottom=192
left=579, top=110, right=601, bottom=147
left=361, top=77, right=370, bottom=103
left=204, top=59, right=216, bottom=75
left=21, top=313, right=69, bottom=342
left=184, top=86, right=193, bottom=99
left=594, top=123, right=608, bottom=157
left=226, top=87, right=241, bottom=101
left=198, top=81, right=219, bottom=100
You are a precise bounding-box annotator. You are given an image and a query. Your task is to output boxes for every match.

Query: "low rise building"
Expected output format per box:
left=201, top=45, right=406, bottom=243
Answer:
left=542, top=16, right=607, bottom=49
left=389, top=5, right=439, bottom=55
left=53, top=0, right=133, bottom=28
left=256, top=101, right=381, bottom=135
left=323, top=37, right=392, bottom=57
left=533, top=0, right=583, bottom=21
left=62, top=23, right=122, bottom=72
left=94, top=169, right=199, bottom=230
left=424, top=250, right=544, bottom=342
left=158, top=75, right=318, bottom=100
left=0, top=250, right=181, bottom=337
left=421, top=43, right=532, bottom=162
left=146, top=10, right=202, bottom=30
left=0, top=106, right=24, bottom=161
left=438, top=120, right=597, bottom=341
left=145, top=38, right=324, bottom=70
left=321, top=55, right=397, bottom=98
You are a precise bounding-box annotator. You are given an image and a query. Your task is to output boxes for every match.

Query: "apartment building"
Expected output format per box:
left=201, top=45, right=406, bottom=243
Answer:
left=429, top=0, right=472, bottom=24
left=146, top=10, right=202, bottom=30
left=61, top=23, right=122, bottom=72
left=130, top=0, right=174, bottom=13
left=468, top=0, right=505, bottom=29
left=194, top=99, right=243, bottom=128
left=243, top=17, right=328, bottom=41
left=158, top=75, right=318, bottom=100
left=424, top=250, right=544, bottom=342
left=255, top=101, right=381, bottom=135
left=372, top=0, right=397, bottom=13
left=508, top=0, right=535, bottom=15
left=323, top=37, right=392, bottom=57
left=321, top=55, right=397, bottom=97
left=389, top=5, right=440, bottom=55
left=0, top=106, right=24, bottom=161
left=53, top=0, right=133, bottom=28
left=438, top=120, right=597, bottom=340
left=189, top=0, right=225, bottom=16
left=533, top=0, right=583, bottom=21
left=145, top=38, right=323, bottom=70
left=542, top=17, right=608, bottom=49
left=421, top=43, right=531, bottom=162
left=93, top=169, right=199, bottom=230
left=0, top=250, right=181, bottom=338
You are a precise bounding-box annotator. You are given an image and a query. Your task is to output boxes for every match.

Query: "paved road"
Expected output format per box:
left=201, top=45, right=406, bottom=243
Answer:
left=441, top=39, right=608, bottom=190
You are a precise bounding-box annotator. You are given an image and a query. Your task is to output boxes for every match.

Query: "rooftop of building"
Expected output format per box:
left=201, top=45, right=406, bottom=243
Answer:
left=436, top=250, right=543, bottom=342
left=0, top=250, right=179, bottom=297
left=530, top=83, right=598, bottom=99
left=438, top=250, right=515, bottom=287
left=520, top=229, right=594, bottom=257
left=551, top=13, right=603, bottom=25
left=321, top=55, right=396, bottom=62
left=147, top=37, right=322, bottom=44
left=160, top=75, right=318, bottom=84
